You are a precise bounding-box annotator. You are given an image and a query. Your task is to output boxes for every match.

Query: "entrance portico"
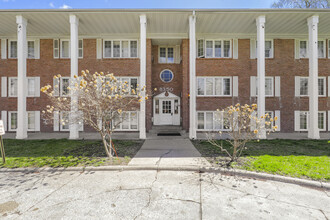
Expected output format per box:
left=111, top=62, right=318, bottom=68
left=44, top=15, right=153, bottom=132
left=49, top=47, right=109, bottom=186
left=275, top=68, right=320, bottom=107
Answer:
left=153, top=92, right=180, bottom=126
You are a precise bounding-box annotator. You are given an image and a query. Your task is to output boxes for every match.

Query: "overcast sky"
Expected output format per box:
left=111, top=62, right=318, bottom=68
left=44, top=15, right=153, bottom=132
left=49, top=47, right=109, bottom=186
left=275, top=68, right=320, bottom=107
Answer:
left=0, top=0, right=274, bottom=9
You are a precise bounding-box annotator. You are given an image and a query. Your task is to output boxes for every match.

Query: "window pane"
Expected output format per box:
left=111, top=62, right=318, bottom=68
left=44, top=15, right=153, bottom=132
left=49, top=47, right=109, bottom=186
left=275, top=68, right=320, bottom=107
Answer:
left=214, top=41, right=221, bottom=57
left=61, top=112, right=69, bottom=130
left=78, top=40, right=83, bottom=58
left=130, top=78, right=138, bottom=94
left=215, top=78, right=222, bottom=95
left=299, top=112, right=307, bottom=130
left=167, top=47, right=174, bottom=63
left=206, top=41, right=213, bottom=57
left=28, top=112, right=35, bottom=130
left=318, top=112, right=324, bottom=130
left=61, top=41, right=69, bottom=58
left=265, top=78, right=273, bottom=96
left=265, top=111, right=273, bottom=130
left=300, top=41, right=307, bottom=58
left=205, top=78, right=213, bottom=95
left=122, top=41, right=129, bottom=58
left=10, top=78, right=18, bottom=96
left=265, top=41, right=272, bottom=58
left=130, top=112, right=138, bottom=129
left=300, top=78, right=308, bottom=96
left=113, top=41, right=120, bottom=57
left=104, top=41, right=112, bottom=57
left=10, top=41, right=17, bottom=58
left=318, top=78, right=324, bottom=96
left=223, top=78, right=231, bottom=95
left=197, top=78, right=205, bottom=95
left=214, top=112, right=222, bottom=130
left=198, top=40, right=204, bottom=57
left=11, top=112, right=17, bottom=129
left=197, top=112, right=204, bottom=129
left=155, top=100, right=159, bottom=114
left=121, top=112, right=129, bottom=129
left=318, top=41, right=324, bottom=58
left=223, top=40, right=230, bottom=57
left=160, top=70, right=173, bottom=83
left=28, top=41, right=35, bottom=58
left=205, top=112, right=213, bottom=130
left=174, top=99, right=179, bottom=114
left=61, top=78, right=70, bottom=96
left=159, top=47, right=166, bottom=63
left=28, top=78, right=35, bottom=96
left=130, top=41, right=138, bottom=57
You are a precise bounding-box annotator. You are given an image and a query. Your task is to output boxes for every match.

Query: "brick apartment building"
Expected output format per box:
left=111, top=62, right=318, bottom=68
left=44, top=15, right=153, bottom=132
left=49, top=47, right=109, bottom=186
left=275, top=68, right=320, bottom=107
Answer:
left=0, top=9, right=329, bottom=139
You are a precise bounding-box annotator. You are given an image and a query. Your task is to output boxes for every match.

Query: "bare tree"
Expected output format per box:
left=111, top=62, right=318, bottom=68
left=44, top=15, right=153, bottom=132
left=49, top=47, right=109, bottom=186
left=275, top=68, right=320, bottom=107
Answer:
left=41, top=70, right=145, bottom=158
left=271, top=0, right=330, bottom=8
left=207, top=104, right=277, bottom=167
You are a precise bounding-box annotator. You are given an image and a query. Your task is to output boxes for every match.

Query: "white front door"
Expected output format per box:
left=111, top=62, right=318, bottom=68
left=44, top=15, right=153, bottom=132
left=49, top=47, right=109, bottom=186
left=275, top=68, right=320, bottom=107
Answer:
left=154, top=95, right=180, bottom=126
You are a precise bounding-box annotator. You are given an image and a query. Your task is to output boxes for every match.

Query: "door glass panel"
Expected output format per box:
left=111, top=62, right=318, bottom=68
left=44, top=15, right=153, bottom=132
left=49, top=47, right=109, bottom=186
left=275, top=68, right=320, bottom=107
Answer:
left=174, top=99, right=178, bottom=114
left=155, top=100, right=159, bottom=114
left=162, top=101, right=172, bottom=114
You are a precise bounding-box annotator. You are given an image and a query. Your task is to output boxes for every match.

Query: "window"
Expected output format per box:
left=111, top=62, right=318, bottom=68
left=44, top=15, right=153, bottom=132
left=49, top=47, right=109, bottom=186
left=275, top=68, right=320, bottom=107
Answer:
left=103, top=40, right=138, bottom=58
left=102, top=77, right=139, bottom=96
left=197, top=39, right=204, bottom=57
left=61, top=40, right=70, bottom=58
left=197, top=77, right=232, bottom=96
left=60, top=77, right=70, bottom=97
left=60, top=112, right=70, bottom=131
left=255, top=77, right=274, bottom=97
left=159, top=47, right=174, bottom=63
left=205, top=40, right=231, bottom=58
left=78, top=39, right=83, bottom=58
left=160, top=70, right=174, bottom=83
left=197, top=111, right=231, bottom=131
left=27, top=78, right=35, bottom=97
left=9, top=112, right=17, bottom=131
left=9, top=40, right=17, bottom=58
left=28, top=41, right=35, bottom=58
left=265, top=111, right=274, bottom=130
left=256, top=40, right=274, bottom=58
left=8, top=77, right=18, bottom=97
left=299, top=40, right=325, bottom=58
left=112, top=111, right=139, bottom=130
left=54, top=39, right=59, bottom=58
left=27, top=111, right=35, bottom=131
left=295, top=111, right=326, bottom=131
left=298, top=77, right=325, bottom=97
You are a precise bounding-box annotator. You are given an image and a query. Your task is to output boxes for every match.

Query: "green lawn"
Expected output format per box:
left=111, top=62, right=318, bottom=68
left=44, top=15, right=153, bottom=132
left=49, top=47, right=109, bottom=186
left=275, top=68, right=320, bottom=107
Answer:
left=0, top=139, right=143, bottom=168
left=193, top=139, right=330, bottom=181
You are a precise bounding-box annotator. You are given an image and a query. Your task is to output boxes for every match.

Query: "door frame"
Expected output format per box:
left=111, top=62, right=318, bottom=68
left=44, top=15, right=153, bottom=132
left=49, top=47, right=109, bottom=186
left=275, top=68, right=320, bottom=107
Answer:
left=153, top=92, right=180, bottom=126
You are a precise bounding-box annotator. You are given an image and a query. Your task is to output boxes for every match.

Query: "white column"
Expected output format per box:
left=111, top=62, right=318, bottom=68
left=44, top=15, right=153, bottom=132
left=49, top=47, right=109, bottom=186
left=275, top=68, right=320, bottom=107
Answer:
left=307, top=16, right=320, bottom=139
left=256, top=16, right=266, bottom=139
left=69, top=15, right=79, bottom=139
left=139, top=14, right=147, bottom=139
left=16, top=15, right=28, bottom=139
left=189, top=14, right=197, bottom=139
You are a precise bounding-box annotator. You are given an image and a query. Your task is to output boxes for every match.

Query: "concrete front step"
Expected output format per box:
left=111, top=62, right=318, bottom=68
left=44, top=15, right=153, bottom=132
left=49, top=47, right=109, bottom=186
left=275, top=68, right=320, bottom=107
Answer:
left=149, top=125, right=182, bottom=134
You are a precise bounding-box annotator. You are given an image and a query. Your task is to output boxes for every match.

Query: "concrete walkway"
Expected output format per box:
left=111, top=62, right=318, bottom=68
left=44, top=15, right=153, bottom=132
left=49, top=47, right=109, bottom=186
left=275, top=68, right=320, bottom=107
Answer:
left=128, top=136, right=210, bottom=167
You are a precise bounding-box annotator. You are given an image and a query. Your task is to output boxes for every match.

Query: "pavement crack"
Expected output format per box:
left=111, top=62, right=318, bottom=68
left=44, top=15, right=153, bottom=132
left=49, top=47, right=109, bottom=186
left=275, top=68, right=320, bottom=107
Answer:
left=320, top=209, right=329, bottom=220
left=199, top=172, right=203, bottom=220
left=165, top=197, right=200, bottom=205
left=155, top=150, right=172, bottom=166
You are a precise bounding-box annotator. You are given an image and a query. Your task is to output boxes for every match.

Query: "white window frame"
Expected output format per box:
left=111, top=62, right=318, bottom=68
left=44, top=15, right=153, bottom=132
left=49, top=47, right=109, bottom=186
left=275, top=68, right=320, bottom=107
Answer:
left=78, top=39, right=83, bottom=59
left=318, top=111, right=327, bottom=131
left=60, top=39, right=70, bottom=59
left=298, top=39, right=326, bottom=58
left=60, top=77, right=71, bottom=97
left=256, top=76, right=274, bottom=97
left=104, top=77, right=139, bottom=96
left=298, top=76, right=326, bottom=97
left=27, top=77, right=35, bottom=97
left=60, top=111, right=70, bottom=131
left=295, top=111, right=326, bottom=131
left=27, top=40, right=35, bottom=59
left=103, top=39, right=138, bottom=59
left=8, top=111, right=18, bottom=131
left=196, top=111, right=231, bottom=131
left=112, top=111, right=139, bottom=131
left=197, top=77, right=232, bottom=97
left=158, top=46, right=175, bottom=63
left=318, top=77, right=326, bottom=97
left=27, top=111, right=35, bottom=131
left=53, top=39, right=59, bottom=58
left=204, top=39, right=232, bottom=58
left=265, top=111, right=274, bottom=131
left=256, top=39, right=274, bottom=59
left=8, top=39, right=17, bottom=59
left=318, top=39, right=326, bottom=58
left=8, top=77, right=18, bottom=97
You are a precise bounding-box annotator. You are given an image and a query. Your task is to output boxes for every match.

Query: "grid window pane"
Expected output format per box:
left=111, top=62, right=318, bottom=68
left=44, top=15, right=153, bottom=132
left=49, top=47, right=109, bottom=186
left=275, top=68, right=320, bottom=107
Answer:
left=162, top=101, right=172, bottom=114
left=104, top=41, right=112, bottom=57
left=318, top=41, right=324, bottom=58
left=11, top=112, right=17, bottom=130
left=198, top=40, right=204, bottom=57
left=28, top=41, right=35, bottom=58
left=318, top=78, right=325, bottom=96
left=121, top=112, right=129, bottom=129
left=61, top=41, right=70, bottom=58
left=61, top=78, right=70, bottom=96
left=205, top=78, right=213, bottom=95
left=265, top=41, right=272, bottom=58
left=130, top=78, right=138, bottom=94
left=215, top=78, right=222, bottom=95
left=223, top=78, right=231, bottom=95
left=155, top=100, right=159, bottom=114
left=130, top=41, right=138, bottom=57
left=214, top=112, right=222, bottom=130
left=28, top=78, right=35, bottom=96
left=28, top=112, right=35, bottom=130
left=160, top=70, right=173, bottom=83
left=197, top=78, right=205, bottom=95
left=197, top=112, right=204, bottom=129
left=10, top=41, right=17, bottom=58
left=78, top=40, right=83, bottom=58
left=10, top=78, right=18, bottom=96
left=223, top=40, right=230, bottom=57
left=299, top=112, right=307, bottom=130
left=205, top=112, right=213, bottom=130
left=113, top=41, right=120, bottom=57
left=300, top=78, right=308, bottom=96
left=318, top=112, right=324, bottom=130
left=206, top=41, right=213, bottom=57
left=159, top=47, right=166, bottom=63
left=61, top=112, right=69, bottom=130
left=122, top=41, right=129, bottom=58
left=265, top=78, right=273, bottom=96
left=265, top=111, right=273, bottom=130
left=130, top=112, right=138, bottom=129
left=167, top=48, right=174, bottom=63
left=300, top=41, right=307, bottom=58
left=214, top=41, right=222, bottom=57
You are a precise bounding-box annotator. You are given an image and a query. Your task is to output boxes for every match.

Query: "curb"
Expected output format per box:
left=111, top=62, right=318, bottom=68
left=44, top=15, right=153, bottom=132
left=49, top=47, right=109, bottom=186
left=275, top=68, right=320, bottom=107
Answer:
left=1, top=166, right=329, bottom=191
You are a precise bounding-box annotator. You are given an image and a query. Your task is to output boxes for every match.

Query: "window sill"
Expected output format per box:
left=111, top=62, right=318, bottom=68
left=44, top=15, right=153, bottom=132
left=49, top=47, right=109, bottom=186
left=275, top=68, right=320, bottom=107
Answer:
left=197, top=57, right=233, bottom=60
left=197, top=95, right=232, bottom=97
left=102, top=57, right=139, bottom=60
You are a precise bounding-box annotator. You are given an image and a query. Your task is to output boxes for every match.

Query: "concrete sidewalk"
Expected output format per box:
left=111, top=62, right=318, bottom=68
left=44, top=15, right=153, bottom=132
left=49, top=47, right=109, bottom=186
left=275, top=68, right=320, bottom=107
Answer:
left=128, top=137, right=210, bottom=167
